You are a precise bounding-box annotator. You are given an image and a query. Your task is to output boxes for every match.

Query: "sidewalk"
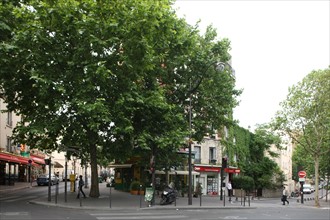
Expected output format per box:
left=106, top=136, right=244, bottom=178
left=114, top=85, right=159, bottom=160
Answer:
left=1, top=182, right=329, bottom=210
left=30, top=183, right=255, bottom=210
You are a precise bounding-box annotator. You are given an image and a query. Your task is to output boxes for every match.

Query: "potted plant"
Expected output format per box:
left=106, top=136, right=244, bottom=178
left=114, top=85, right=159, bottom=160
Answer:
left=130, top=181, right=144, bottom=195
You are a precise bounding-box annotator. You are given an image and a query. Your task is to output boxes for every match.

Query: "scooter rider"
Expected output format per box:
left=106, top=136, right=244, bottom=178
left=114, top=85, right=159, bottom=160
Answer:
left=160, top=182, right=176, bottom=205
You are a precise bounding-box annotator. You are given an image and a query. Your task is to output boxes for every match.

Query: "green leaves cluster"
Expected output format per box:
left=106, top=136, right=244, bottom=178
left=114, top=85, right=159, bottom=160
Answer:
left=0, top=0, right=240, bottom=197
left=232, top=175, right=254, bottom=192
left=273, top=68, right=330, bottom=207
left=227, top=124, right=283, bottom=191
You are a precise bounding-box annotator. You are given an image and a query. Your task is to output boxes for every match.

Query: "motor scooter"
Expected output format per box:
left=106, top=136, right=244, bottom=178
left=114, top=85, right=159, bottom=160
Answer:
left=160, top=183, right=177, bottom=205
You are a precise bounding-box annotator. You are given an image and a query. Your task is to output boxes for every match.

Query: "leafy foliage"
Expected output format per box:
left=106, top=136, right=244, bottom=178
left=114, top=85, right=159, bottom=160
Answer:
left=232, top=175, right=254, bottom=192
left=228, top=124, right=283, bottom=191
left=272, top=68, right=330, bottom=207
left=0, top=0, right=240, bottom=197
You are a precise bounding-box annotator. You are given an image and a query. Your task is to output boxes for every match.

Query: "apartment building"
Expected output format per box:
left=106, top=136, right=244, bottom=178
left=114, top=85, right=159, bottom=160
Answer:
left=0, top=98, right=88, bottom=185
left=267, top=136, right=295, bottom=194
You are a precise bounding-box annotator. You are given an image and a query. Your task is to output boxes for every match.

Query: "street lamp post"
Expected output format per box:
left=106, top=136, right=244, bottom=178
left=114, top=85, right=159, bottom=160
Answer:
left=187, top=61, right=235, bottom=205
left=188, top=80, right=193, bottom=205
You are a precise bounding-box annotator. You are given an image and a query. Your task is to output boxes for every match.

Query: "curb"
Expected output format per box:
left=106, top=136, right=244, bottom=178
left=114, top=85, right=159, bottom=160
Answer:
left=28, top=200, right=256, bottom=211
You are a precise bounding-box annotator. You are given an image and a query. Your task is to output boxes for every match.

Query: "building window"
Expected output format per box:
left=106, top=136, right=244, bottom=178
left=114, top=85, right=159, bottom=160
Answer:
left=6, top=137, right=12, bottom=152
left=6, top=112, right=12, bottom=126
left=209, top=147, right=216, bottom=164
left=194, top=146, right=201, bottom=164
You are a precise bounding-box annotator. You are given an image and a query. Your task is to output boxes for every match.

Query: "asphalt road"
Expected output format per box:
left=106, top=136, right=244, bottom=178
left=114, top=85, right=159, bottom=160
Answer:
left=1, top=183, right=329, bottom=220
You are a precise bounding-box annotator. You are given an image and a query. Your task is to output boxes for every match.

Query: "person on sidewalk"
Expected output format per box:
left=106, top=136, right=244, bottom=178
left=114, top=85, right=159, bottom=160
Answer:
left=77, top=175, right=86, bottom=199
left=282, top=186, right=289, bottom=205
left=227, top=181, right=233, bottom=202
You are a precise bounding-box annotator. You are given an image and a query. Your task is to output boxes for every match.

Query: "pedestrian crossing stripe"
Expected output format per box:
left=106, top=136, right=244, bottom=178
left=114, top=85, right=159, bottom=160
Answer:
left=90, top=212, right=187, bottom=219
left=0, top=195, right=37, bottom=202
left=0, top=212, right=29, bottom=216
left=95, top=216, right=187, bottom=220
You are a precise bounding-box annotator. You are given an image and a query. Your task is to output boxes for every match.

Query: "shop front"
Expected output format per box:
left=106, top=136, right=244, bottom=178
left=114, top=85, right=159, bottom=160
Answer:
left=194, top=165, right=221, bottom=195
left=0, top=152, right=40, bottom=185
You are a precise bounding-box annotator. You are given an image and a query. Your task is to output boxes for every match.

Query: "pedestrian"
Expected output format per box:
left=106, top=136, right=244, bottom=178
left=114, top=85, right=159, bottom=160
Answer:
left=77, top=175, right=86, bottom=199
left=282, top=186, right=289, bottom=205
left=227, top=181, right=233, bottom=202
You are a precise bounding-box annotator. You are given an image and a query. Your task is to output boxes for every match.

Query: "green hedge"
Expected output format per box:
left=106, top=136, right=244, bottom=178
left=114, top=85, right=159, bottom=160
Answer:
left=232, top=175, right=254, bottom=192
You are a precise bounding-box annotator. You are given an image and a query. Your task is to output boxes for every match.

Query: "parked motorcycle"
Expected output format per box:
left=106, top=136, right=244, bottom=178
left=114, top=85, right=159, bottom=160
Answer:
left=160, top=182, right=177, bottom=205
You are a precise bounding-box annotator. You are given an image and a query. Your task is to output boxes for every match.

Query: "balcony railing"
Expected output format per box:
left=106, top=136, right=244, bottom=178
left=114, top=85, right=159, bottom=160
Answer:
left=194, top=159, right=201, bottom=164
left=209, top=159, right=217, bottom=164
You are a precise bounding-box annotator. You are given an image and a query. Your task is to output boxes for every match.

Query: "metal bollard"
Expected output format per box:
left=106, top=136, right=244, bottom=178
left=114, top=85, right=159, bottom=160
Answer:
left=139, top=185, right=142, bottom=208
left=175, top=192, right=177, bottom=207
left=223, top=192, right=226, bottom=207
left=55, top=183, right=59, bottom=204
left=79, top=191, right=82, bottom=207
left=240, top=189, right=243, bottom=205
left=109, top=183, right=112, bottom=208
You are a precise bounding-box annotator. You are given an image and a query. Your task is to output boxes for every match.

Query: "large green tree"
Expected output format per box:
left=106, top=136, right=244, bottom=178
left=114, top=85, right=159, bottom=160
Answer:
left=0, top=0, right=188, bottom=197
left=273, top=68, right=330, bottom=207
left=241, top=124, right=284, bottom=194
left=0, top=0, right=239, bottom=198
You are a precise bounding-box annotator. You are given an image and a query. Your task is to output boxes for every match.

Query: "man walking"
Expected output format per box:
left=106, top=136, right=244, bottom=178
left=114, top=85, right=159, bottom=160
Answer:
left=282, top=186, right=289, bottom=205
left=227, top=181, right=233, bottom=202
left=77, top=175, right=86, bottom=199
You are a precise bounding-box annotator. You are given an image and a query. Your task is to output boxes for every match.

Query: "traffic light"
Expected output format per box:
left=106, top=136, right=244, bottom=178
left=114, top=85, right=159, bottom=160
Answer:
left=222, top=157, right=228, bottom=168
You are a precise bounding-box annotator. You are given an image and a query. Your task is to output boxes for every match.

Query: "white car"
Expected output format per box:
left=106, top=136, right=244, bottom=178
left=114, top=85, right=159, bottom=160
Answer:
left=303, top=184, right=312, bottom=194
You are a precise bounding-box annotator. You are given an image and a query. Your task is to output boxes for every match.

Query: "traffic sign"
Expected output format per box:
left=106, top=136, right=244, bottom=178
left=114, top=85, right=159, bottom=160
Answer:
left=298, top=170, right=306, bottom=178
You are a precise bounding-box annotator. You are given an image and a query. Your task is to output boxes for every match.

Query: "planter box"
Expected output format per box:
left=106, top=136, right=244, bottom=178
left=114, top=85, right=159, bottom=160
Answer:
left=130, top=190, right=145, bottom=195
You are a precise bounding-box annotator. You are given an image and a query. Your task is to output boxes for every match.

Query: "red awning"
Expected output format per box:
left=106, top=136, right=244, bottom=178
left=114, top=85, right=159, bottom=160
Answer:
left=194, top=165, right=221, bottom=172
left=0, top=152, right=29, bottom=165
left=30, top=155, right=46, bottom=165
left=224, top=168, right=241, bottom=173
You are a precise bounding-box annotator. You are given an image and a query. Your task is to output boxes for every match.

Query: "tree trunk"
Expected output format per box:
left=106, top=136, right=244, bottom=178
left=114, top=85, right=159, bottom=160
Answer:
left=314, top=155, right=320, bottom=207
left=89, top=144, right=100, bottom=198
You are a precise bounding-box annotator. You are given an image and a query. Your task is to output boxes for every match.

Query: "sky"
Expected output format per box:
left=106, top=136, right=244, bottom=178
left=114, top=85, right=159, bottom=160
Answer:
left=173, top=0, right=330, bottom=131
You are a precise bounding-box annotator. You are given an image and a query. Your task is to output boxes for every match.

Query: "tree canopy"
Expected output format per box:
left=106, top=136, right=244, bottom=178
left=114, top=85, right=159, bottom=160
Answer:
left=0, top=0, right=240, bottom=197
left=272, top=68, right=330, bottom=207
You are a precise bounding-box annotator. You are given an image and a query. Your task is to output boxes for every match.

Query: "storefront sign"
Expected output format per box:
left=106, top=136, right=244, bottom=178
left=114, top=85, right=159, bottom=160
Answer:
left=194, top=165, right=221, bottom=172
left=224, top=168, right=240, bottom=173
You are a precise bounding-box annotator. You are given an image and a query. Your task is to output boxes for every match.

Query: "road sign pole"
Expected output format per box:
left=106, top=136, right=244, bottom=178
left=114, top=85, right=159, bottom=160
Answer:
left=300, top=181, right=304, bottom=204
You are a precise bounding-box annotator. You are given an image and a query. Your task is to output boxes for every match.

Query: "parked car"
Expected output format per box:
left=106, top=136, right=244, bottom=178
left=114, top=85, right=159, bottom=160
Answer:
left=37, top=174, right=59, bottom=186
left=303, top=184, right=312, bottom=194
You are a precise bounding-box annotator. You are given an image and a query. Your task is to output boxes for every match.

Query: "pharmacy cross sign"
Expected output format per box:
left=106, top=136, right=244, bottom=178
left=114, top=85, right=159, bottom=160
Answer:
left=298, top=170, right=306, bottom=178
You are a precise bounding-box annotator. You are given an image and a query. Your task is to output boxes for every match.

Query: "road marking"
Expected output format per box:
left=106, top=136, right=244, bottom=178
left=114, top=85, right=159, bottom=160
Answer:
left=0, top=212, right=29, bottom=216
left=90, top=213, right=179, bottom=216
left=96, top=216, right=187, bottom=220
left=90, top=212, right=187, bottom=220
left=0, top=195, right=37, bottom=202
left=222, top=217, right=247, bottom=219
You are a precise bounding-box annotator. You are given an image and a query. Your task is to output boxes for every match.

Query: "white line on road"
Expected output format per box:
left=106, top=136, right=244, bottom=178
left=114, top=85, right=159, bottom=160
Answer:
left=90, top=213, right=179, bottom=216
left=0, top=212, right=29, bottom=216
left=95, top=216, right=187, bottom=220
left=1, top=195, right=37, bottom=202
